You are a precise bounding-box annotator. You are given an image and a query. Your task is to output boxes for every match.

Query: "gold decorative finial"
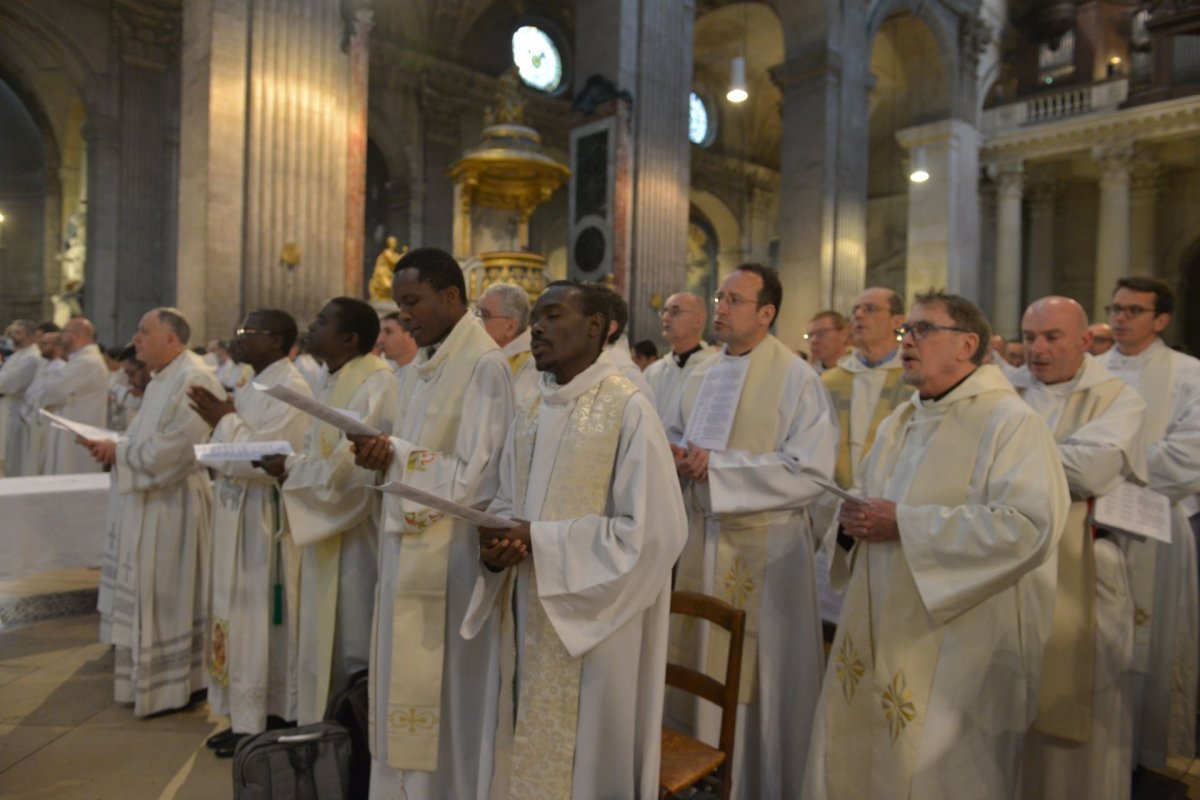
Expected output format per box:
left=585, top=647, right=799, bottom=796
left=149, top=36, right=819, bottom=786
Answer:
left=484, top=68, right=526, bottom=128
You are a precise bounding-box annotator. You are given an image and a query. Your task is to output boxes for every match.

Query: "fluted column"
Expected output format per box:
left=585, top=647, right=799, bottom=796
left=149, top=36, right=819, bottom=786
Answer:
left=1130, top=158, right=1159, bottom=277
left=1026, top=181, right=1058, bottom=303
left=178, top=0, right=360, bottom=342
left=1093, top=144, right=1133, bottom=317
left=992, top=161, right=1024, bottom=339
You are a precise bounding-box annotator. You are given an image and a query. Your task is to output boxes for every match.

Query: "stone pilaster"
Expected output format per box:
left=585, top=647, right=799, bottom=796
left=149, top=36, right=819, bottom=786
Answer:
left=1026, top=180, right=1058, bottom=304
left=992, top=160, right=1024, bottom=339
left=897, top=119, right=983, bottom=308
left=1130, top=157, right=1160, bottom=277
left=1093, top=143, right=1134, bottom=317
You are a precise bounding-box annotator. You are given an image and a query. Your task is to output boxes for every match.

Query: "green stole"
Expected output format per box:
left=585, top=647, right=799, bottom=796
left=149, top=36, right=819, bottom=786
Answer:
left=821, top=362, right=909, bottom=489
left=825, top=379, right=1007, bottom=799
left=487, top=373, right=635, bottom=799
left=1019, top=374, right=1125, bottom=742
left=676, top=335, right=794, bottom=703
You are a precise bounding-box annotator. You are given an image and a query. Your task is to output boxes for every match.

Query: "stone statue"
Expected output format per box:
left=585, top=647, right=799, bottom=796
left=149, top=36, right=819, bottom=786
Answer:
left=369, top=236, right=407, bottom=302
left=484, top=68, right=526, bottom=128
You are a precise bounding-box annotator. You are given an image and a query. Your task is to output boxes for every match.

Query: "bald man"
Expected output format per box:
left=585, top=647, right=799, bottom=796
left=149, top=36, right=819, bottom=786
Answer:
left=1087, top=323, right=1115, bottom=356
left=41, top=317, right=111, bottom=474
left=1011, top=297, right=1147, bottom=799
left=644, top=291, right=716, bottom=424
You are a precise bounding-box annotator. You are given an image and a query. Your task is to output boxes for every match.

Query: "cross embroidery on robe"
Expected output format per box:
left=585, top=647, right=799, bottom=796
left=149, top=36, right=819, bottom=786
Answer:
left=724, top=557, right=755, bottom=609
left=836, top=636, right=865, bottom=701
left=881, top=669, right=916, bottom=741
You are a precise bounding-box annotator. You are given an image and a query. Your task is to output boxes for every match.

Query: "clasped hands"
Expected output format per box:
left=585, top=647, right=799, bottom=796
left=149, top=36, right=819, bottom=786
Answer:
left=348, top=433, right=394, bottom=472
left=478, top=521, right=531, bottom=571
left=670, top=442, right=708, bottom=483
left=837, top=497, right=900, bottom=543
left=79, top=437, right=116, bottom=467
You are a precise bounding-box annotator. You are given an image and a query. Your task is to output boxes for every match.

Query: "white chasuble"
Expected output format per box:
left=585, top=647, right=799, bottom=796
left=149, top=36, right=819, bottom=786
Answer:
left=668, top=335, right=837, bottom=800
left=0, top=344, right=42, bottom=473
left=1103, top=340, right=1200, bottom=767
left=804, top=365, right=1069, bottom=800
left=110, top=350, right=222, bottom=716
left=40, top=343, right=110, bottom=475
left=644, top=342, right=716, bottom=426
left=461, top=354, right=688, bottom=799
left=207, top=357, right=312, bottom=733
left=368, top=313, right=511, bottom=800
left=282, top=354, right=396, bottom=724
left=1014, top=356, right=1146, bottom=800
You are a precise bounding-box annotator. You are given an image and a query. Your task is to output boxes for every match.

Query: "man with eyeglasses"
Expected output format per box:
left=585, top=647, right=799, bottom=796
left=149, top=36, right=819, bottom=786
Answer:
left=806, top=291, right=1069, bottom=800
left=803, top=310, right=851, bottom=374
left=668, top=263, right=836, bottom=798
left=1010, top=296, right=1146, bottom=798
left=644, top=291, right=715, bottom=424
left=185, top=309, right=312, bottom=756
left=477, top=282, right=538, bottom=410
left=1099, top=276, right=1200, bottom=770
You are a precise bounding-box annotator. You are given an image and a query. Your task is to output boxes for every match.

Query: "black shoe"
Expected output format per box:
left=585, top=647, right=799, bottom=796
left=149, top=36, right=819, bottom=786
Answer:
left=214, top=734, right=247, bottom=758
left=266, top=715, right=295, bottom=730
left=206, top=729, right=238, bottom=749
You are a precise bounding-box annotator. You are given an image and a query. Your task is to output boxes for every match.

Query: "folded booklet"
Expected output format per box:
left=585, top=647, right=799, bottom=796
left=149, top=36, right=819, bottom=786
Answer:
left=194, top=441, right=295, bottom=464
left=371, top=480, right=518, bottom=530
left=38, top=409, right=120, bottom=443
left=254, top=382, right=383, bottom=437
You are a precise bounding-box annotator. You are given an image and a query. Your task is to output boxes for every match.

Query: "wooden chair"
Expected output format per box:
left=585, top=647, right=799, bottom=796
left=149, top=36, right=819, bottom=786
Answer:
left=659, top=590, right=746, bottom=800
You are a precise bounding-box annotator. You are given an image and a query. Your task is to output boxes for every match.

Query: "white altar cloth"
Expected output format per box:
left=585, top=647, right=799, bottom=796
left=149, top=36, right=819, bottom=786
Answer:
left=0, top=473, right=112, bottom=579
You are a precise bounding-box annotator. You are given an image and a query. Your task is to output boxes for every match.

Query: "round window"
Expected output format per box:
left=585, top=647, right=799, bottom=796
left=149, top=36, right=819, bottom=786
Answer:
left=512, top=26, right=563, bottom=93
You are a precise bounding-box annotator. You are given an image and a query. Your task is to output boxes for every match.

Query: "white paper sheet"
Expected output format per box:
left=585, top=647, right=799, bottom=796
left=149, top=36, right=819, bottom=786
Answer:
left=254, top=381, right=382, bottom=437
left=816, top=479, right=868, bottom=505
left=1093, top=480, right=1172, bottom=544
left=371, top=480, right=518, bottom=529
left=38, top=409, right=121, bottom=443
left=194, top=441, right=295, bottom=464
left=682, top=355, right=752, bottom=451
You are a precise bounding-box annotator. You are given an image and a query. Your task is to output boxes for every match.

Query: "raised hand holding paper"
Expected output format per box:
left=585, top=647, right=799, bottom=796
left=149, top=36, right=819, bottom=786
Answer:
left=254, top=381, right=382, bottom=437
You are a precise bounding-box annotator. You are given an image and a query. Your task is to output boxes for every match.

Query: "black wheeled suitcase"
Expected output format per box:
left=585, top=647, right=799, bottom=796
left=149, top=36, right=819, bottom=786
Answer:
left=232, top=722, right=352, bottom=800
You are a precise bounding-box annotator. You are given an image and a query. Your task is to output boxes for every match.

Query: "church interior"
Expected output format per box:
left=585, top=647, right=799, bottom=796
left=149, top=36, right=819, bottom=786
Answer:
left=3, top=0, right=1200, bottom=797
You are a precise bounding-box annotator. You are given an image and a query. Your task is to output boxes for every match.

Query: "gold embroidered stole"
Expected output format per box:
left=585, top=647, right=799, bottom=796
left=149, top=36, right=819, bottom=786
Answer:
left=489, top=374, right=635, bottom=799
left=382, top=315, right=498, bottom=771
left=311, top=354, right=388, bottom=714
left=1021, top=375, right=1124, bottom=742
left=676, top=335, right=793, bottom=703
left=826, top=384, right=1006, bottom=799
left=822, top=363, right=908, bottom=489
left=507, top=350, right=532, bottom=376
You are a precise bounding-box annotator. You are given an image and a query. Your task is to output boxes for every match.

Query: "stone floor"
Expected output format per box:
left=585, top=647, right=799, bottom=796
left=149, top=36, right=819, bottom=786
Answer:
left=2, top=573, right=1200, bottom=799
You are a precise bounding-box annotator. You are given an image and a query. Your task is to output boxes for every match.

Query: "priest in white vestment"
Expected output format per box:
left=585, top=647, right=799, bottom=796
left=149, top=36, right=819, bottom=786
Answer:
left=804, top=291, right=1069, bottom=800
left=815, top=288, right=908, bottom=624
left=805, top=310, right=852, bottom=374
left=668, top=264, right=837, bottom=799
left=82, top=307, right=222, bottom=716
left=377, top=312, right=418, bottom=379
left=40, top=317, right=110, bottom=475
left=1013, top=297, right=1146, bottom=800
left=15, top=330, right=61, bottom=476
left=189, top=310, right=312, bottom=752
left=477, top=282, right=538, bottom=411
left=597, top=286, right=654, bottom=400
left=1100, top=277, right=1200, bottom=768
left=98, top=351, right=151, bottom=645
left=350, top=249, right=512, bottom=800
left=0, top=320, right=41, bottom=475
left=461, top=280, right=688, bottom=798
left=268, top=298, right=397, bottom=725
left=643, top=291, right=715, bottom=425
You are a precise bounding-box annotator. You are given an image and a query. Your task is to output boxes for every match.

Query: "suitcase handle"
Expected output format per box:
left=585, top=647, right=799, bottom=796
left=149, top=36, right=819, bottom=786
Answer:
left=277, top=731, right=325, bottom=744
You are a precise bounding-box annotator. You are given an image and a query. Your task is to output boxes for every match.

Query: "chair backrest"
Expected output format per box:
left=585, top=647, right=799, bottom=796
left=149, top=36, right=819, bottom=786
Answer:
left=665, top=590, right=746, bottom=781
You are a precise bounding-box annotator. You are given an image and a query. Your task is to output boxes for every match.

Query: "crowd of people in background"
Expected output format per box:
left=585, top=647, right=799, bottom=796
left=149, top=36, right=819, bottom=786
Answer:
left=0, top=253, right=1196, bottom=800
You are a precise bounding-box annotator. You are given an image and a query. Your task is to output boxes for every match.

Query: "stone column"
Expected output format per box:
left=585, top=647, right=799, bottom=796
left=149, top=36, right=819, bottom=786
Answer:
left=1025, top=181, right=1058, bottom=304
left=1130, top=158, right=1159, bottom=277
left=571, top=0, right=694, bottom=340
left=1093, top=143, right=1133, bottom=317
left=771, top=50, right=840, bottom=346
left=896, top=119, right=983, bottom=308
left=992, top=161, right=1024, bottom=339
left=178, top=0, right=361, bottom=342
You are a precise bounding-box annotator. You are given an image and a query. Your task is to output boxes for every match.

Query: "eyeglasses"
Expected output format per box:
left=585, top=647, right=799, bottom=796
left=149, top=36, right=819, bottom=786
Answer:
left=235, top=328, right=274, bottom=337
left=661, top=306, right=697, bottom=317
left=1104, top=304, right=1155, bottom=318
left=803, top=328, right=838, bottom=341
left=713, top=292, right=758, bottom=309
left=474, top=309, right=511, bottom=322
left=895, top=321, right=972, bottom=341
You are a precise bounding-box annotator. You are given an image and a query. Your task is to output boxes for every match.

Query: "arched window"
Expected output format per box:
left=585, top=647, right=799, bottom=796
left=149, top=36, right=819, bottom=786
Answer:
left=512, top=26, right=563, bottom=93
left=688, top=92, right=714, bottom=147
